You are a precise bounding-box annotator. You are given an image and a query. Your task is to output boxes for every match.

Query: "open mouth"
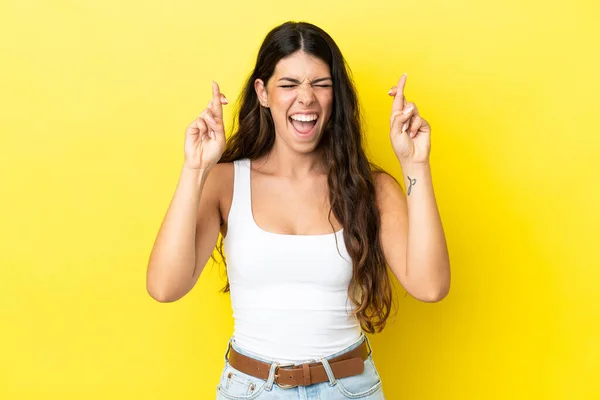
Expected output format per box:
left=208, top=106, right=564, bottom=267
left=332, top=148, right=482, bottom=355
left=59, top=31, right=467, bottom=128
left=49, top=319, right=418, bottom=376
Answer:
left=288, top=114, right=319, bottom=137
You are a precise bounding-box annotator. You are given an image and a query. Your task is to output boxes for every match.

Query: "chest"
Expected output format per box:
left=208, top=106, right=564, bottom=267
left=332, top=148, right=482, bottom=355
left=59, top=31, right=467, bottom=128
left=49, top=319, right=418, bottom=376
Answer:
left=225, top=231, right=352, bottom=288
left=250, top=173, right=342, bottom=236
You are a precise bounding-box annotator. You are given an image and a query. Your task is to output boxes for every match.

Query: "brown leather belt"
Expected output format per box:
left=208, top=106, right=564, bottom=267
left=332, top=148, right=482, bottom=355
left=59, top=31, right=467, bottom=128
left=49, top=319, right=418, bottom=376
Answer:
left=226, top=339, right=371, bottom=388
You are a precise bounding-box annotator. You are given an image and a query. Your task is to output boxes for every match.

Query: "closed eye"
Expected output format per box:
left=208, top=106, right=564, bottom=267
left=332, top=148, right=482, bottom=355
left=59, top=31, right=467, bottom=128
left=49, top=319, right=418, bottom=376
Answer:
left=278, top=84, right=332, bottom=88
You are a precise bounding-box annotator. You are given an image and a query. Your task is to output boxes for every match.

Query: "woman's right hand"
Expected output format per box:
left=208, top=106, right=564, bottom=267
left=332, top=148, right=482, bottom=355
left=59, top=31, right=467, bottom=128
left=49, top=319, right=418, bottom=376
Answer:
left=183, top=81, right=228, bottom=171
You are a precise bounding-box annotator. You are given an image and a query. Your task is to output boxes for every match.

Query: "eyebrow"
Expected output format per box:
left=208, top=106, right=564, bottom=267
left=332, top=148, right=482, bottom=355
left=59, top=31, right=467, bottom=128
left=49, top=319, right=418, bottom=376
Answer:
left=277, top=77, right=333, bottom=84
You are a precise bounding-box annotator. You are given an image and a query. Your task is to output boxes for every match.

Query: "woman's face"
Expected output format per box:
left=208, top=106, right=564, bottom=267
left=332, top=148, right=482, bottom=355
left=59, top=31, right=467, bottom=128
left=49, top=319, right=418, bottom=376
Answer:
left=255, top=51, right=333, bottom=153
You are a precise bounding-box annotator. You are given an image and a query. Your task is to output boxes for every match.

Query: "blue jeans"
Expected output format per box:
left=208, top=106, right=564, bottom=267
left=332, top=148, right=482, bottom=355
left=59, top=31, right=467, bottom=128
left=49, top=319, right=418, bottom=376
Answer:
left=216, top=333, right=385, bottom=399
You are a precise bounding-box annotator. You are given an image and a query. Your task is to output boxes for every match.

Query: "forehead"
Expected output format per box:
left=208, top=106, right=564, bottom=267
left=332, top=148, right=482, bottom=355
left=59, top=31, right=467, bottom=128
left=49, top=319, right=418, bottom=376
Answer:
left=272, top=51, right=331, bottom=80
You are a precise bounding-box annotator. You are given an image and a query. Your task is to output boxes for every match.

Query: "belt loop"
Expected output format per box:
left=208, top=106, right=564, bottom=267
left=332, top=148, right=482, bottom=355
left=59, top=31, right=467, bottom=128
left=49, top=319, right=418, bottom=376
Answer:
left=223, top=337, right=233, bottom=363
left=318, top=357, right=337, bottom=387
left=302, top=363, right=311, bottom=386
left=362, top=333, right=373, bottom=356
left=264, top=361, right=279, bottom=391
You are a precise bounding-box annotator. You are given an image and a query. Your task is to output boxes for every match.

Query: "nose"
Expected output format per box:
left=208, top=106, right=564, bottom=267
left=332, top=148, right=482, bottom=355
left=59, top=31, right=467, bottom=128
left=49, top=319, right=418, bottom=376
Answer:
left=297, top=83, right=316, bottom=107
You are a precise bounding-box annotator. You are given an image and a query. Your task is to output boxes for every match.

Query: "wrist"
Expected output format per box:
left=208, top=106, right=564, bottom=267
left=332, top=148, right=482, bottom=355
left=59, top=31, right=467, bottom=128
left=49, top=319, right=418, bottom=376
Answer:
left=181, top=163, right=211, bottom=185
left=400, top=161, right=431, bottom=175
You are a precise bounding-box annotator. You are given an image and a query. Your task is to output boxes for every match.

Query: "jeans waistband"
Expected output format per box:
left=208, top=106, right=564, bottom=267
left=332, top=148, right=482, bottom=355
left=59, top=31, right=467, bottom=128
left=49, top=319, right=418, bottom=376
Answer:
left=224, top=332, right=371, bottom=366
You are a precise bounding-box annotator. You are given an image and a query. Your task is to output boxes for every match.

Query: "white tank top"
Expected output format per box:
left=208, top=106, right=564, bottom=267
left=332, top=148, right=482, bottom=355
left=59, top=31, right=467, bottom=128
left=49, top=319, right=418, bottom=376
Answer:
left=223, top=158, right=362, bottom=364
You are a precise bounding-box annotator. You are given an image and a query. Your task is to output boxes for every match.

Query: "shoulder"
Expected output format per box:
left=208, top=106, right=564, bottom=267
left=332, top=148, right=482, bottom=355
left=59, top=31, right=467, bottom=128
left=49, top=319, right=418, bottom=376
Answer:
left=372, top=170, right=404, bottom=195
left=203, top=162, right=235, bottom=223
left=198, top=161, right=234, bottom=207
left=205, top=161, right=234, bottom=196
left=371, top=170, right=406, bottom=210
left=212, top=161, right=235, bottom=179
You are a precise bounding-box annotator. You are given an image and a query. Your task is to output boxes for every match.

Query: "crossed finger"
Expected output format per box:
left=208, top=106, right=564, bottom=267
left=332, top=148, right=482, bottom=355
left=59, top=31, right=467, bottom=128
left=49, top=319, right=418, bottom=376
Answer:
left=209, top=81, right=228, bottom=120
left=402, top=102, right=418, bottom=133
left=193, top=112, right=210, bottom=141
left=408, top=114, right=423, bottom=138
left=390, top=73, right=408, bottom=113
left=199, top=108, right=220, bottom=140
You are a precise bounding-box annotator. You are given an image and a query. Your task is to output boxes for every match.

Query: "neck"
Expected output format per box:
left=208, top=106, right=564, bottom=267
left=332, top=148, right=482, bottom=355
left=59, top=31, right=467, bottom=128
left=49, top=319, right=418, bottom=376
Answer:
left=257, top=140, right=326, bottom=178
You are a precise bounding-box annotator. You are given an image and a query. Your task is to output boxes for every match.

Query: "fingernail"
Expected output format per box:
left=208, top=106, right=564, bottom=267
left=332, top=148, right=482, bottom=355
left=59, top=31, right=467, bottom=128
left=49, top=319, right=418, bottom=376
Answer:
left=403, top=105, right=413, bottom=115
left=388, top=89, right=393, bottom=95
left=223, top=98, right=229, bottom=104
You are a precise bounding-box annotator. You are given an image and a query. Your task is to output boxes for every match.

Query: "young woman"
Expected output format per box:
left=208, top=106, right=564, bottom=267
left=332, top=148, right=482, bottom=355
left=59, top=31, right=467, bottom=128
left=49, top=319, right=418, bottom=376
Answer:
left=147, top=21, right=450, bottom=399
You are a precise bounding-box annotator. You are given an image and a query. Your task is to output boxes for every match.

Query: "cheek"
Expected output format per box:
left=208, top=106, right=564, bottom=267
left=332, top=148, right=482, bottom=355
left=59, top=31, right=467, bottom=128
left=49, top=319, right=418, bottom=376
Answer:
left=271, top=95, right=295, bottom=121
left=319, top=94, right=334, bottom=118
left=317, top=90, right=333, bottom=105
left=271, top=91, right=295, bottom=108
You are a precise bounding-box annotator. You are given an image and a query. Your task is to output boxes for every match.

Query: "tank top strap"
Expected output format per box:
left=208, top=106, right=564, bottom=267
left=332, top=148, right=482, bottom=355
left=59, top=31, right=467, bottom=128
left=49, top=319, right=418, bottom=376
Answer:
left=229, top=158, right=253, bottom=229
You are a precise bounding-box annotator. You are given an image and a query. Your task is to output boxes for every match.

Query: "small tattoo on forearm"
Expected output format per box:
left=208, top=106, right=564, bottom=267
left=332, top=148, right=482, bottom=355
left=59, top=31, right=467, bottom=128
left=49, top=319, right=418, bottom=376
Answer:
left=407, top=176, right=416, bottom=195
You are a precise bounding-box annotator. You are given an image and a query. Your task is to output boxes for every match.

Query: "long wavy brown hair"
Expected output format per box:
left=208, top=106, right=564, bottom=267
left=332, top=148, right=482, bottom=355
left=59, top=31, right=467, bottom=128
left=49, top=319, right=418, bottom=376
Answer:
left=214, top=21, right=394, bottom=334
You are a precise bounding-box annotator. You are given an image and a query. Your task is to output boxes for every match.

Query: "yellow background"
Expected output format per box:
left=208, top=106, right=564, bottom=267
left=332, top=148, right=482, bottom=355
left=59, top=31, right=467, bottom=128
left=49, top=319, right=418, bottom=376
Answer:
left=1, top=0, right=598, bottom=398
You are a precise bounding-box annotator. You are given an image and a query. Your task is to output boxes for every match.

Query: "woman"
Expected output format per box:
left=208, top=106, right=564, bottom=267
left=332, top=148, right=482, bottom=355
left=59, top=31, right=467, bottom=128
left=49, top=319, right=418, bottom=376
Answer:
left=147, top=21, right=450, bottom=399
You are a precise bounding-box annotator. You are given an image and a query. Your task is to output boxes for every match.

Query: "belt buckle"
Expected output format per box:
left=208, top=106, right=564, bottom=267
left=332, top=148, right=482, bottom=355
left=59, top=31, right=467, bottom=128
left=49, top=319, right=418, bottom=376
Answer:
left=274, top=363, right=298, bottom=389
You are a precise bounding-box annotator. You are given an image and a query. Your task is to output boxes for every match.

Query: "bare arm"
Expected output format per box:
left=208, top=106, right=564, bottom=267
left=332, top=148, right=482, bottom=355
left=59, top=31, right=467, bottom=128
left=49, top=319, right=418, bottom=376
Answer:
left=376, top=166, right=450, bottom=303
left=146, top=164, right=221, bottom=303
left=382, top=74, right=450, bottom=302
left=147, top=81, right=228, bottom=302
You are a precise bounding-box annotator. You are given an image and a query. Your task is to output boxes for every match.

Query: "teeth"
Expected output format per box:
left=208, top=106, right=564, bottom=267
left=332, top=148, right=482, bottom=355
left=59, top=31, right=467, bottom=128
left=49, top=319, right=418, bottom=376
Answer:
left=290, top=114, right=318, bottom=122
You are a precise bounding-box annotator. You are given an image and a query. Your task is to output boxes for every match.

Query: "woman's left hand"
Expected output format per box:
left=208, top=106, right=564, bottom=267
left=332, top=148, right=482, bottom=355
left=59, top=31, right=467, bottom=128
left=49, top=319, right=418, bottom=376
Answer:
left=389, top=74, right=431, bottom=165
